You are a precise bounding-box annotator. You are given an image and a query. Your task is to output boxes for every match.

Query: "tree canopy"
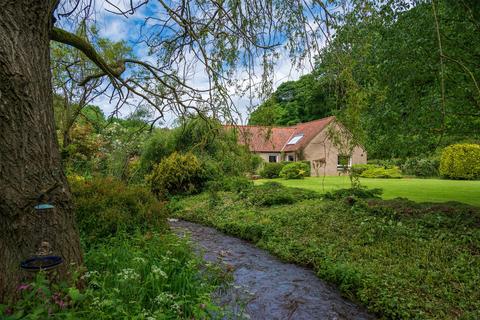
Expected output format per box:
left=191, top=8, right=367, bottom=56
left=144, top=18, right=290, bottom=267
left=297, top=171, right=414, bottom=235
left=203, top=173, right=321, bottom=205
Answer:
left=249, top=0, right=480, bottom=158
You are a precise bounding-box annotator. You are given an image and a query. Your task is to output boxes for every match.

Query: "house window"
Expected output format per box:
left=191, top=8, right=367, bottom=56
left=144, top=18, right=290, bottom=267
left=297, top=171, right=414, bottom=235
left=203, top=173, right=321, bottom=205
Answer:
left=269, top=155, right=277, bottom=163
left=286, top=134, right=304, bottom=145
left=287, top=155, right=294, bottom=161
left=337, top=155, right=350, bottom=171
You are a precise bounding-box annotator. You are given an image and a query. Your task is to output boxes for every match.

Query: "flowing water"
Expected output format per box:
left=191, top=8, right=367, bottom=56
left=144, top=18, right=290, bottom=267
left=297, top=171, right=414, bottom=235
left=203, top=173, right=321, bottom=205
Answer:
left=170, top=220, right=376, bottom=320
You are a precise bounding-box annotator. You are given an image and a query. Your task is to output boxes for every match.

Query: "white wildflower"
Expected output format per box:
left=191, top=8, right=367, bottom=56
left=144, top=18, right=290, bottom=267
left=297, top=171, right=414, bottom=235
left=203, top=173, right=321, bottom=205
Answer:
left=133, top=257, right=146, bottom=264
left=117, top=268, right=140, bottom=281
left=154, top=292, right=175, bottom=305
left=151, top=265, right=168, bottom=279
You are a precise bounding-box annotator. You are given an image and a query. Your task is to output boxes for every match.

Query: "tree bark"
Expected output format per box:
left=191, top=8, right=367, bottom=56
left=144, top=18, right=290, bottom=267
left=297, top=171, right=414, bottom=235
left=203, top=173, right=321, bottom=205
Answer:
left=0, top=0, right=83, bottom=302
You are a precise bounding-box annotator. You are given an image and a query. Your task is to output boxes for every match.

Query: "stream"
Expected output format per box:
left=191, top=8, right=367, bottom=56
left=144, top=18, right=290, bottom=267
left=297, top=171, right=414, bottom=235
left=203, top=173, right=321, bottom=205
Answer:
left=169, top=219, right=376, bottom=320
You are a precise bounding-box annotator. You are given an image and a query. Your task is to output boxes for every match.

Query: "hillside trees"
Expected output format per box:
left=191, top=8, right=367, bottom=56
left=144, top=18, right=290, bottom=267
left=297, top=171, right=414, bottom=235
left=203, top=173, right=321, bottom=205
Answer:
left=249, top=0, right=480, bottom=158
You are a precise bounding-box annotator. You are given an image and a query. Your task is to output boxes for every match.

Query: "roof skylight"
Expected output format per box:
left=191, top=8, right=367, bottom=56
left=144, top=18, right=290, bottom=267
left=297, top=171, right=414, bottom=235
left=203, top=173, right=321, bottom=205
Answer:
left=286, top=134, right=304, bottom=145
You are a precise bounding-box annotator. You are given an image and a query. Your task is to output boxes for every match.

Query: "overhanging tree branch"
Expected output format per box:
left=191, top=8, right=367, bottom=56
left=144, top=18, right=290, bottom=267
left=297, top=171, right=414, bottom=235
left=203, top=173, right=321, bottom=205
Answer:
left=51, top=27, right=125, bottom=86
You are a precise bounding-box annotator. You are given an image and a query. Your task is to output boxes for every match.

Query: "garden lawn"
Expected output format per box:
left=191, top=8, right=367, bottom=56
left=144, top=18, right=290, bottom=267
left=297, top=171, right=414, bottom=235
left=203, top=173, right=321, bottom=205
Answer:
left=256, top=176, right=480, bottom=206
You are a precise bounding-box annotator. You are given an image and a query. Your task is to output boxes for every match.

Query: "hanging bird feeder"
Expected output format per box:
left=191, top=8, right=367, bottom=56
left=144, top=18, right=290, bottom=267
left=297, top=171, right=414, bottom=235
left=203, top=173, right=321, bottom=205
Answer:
left=20, top=203, right=63, bottom=272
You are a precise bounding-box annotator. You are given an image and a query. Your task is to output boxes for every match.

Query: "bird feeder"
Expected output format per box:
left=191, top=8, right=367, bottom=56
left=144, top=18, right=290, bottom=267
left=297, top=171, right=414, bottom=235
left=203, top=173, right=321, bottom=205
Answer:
left=20, top=204, right=63, bottom=271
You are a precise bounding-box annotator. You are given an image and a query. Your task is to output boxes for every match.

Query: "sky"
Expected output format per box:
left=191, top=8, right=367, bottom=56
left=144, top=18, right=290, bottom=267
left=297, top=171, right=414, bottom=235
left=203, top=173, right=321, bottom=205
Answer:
left=72, top=1, right=325, bottom=126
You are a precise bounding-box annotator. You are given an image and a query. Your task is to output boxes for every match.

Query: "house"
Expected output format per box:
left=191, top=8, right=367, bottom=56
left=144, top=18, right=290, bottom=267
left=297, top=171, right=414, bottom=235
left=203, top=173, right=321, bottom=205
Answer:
left=226, top=116, right=367, bottom=176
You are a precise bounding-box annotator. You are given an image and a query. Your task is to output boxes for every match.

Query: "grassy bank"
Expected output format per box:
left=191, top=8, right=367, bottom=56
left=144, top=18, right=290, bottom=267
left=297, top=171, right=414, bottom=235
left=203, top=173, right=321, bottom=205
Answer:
left=172, top=183, right=480, bottom=319
left=256, top=176, right=480, bottom=206
left=1, top=177, right=226, bottom=319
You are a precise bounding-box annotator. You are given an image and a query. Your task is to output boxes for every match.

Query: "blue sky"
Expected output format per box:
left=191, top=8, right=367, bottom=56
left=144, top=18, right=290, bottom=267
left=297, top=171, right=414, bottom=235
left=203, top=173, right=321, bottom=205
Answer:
left=67, top=1, right=324, bottom=126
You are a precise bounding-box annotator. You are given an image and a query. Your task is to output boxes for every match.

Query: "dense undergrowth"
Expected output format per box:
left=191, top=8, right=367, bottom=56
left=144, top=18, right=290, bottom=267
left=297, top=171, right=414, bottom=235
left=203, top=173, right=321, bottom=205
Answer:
left=1, top=177, right=226, bottom=319
left=172, top=183, right=480, bottom=319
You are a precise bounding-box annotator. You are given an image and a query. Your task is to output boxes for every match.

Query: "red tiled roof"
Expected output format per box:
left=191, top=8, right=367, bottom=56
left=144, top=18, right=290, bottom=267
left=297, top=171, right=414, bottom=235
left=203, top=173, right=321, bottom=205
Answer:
left=225, top=116, right=335, bottom=153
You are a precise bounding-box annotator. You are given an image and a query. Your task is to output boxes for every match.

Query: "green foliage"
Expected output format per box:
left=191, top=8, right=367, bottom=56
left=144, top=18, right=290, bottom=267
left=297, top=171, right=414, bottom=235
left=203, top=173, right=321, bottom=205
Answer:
left=360, top=166, right=402, bottom=179
left=69, top=176, right=167, bottom=245
left=79, top=232, right=223, bottom=319
left=141, top=116, right=256, bottom=179
left=440, top=144, right=480, bottom=180
left=350, top=164, right=378, bottom=176
left=173, top=192, right=480, bottom=319
left=324, top=187, right=383, bottom=201
left=250, top=1, right=480, bottom=159
left=218, top=176, right=254, bottom=193
left=401, top=157, right=440, bottom=177
left=260, top=162, right=285, bottom=179
left=249, top=74, right=335, bottom=126
left=246, top=182, right=319, bottom=206
left=3, top=175, right=225, bottom=319
left=279, top=162, right=310, bottom=179
left=249, top=154, right=264, bottom=174
left=139, top=129, right=176, bottom=173
left=146, top=152, right=206, bottom=198
left=1, top=234, right=223, bottom=319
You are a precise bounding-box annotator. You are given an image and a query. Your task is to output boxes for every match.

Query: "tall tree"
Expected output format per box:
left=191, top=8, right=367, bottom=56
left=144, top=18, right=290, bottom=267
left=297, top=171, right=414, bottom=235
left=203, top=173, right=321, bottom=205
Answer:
left=0, top=1, right=83, bottom=301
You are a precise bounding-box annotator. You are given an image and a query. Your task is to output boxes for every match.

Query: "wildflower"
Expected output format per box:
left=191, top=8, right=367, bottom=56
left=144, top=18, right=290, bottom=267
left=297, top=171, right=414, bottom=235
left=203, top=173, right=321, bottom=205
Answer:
left=81, top=270, right=99, bottom=280
left=154, top=292, right=174, bottom=304
left=17, top=283, right=30, bottom=291
left=151, top=265, right=168, bottom=279
left=117, top=268, right=140, bottom=281
left=133, top=257, right=146, bottom=264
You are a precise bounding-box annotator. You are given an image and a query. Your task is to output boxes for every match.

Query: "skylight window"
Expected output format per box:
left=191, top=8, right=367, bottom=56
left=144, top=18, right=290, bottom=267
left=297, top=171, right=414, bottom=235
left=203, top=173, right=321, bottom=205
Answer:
left=287, top=134, right=304, bottom=145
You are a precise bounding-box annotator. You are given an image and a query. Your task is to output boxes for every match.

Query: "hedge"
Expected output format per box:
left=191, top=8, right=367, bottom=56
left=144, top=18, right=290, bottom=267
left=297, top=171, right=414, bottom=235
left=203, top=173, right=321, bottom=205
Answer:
left=440, top=144, right=480, bottom=180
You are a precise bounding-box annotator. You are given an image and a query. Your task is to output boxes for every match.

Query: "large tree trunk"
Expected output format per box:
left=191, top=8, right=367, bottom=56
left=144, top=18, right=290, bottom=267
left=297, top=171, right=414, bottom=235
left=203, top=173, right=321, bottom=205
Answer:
left=0, top=1, right=83, bottom=302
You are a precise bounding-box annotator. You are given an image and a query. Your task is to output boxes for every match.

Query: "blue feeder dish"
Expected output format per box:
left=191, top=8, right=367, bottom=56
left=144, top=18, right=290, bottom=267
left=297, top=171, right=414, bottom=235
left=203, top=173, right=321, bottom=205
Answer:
left=20, top=256, right=63, bottom=272
left=34, top=204, right=55, bottom=211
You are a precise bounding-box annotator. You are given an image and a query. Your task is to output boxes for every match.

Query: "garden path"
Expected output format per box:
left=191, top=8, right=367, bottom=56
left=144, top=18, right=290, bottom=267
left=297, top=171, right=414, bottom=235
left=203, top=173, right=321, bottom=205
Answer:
left=170, top=219, right=376, bottom=320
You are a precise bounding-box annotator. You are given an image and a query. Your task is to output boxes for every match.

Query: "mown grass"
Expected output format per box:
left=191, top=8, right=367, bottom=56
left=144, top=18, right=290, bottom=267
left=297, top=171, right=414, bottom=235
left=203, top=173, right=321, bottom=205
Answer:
left=172, top=185, right=480, bottom=319
left=256, top=176, right=480, bottom=206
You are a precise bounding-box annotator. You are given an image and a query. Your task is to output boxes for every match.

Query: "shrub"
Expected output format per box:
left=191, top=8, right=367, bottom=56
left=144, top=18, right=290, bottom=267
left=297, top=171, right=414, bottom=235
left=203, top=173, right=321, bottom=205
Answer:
left=367, top=158, right=402, bottom=167
left=350, top=164, right=378, bottom=176
left=69, top=176, right=167, bottom=245
left=248, top=182, right=319, bottom=206
left=439, top=143, right=480, bottom=180
left=324, top=187, right=383, bottom=200
left=220, top=176, right=254, bottom=193
left=250, top=154, right=264, bottom=174
left=146, top=152, right=206, bottom=198
left=401, top=157, right=439, bottom=177
left=260, top=162, right=285, bottom=179
left=360, top=166, right=402, bottom=179
left=279, top=162, right=310, bottom=179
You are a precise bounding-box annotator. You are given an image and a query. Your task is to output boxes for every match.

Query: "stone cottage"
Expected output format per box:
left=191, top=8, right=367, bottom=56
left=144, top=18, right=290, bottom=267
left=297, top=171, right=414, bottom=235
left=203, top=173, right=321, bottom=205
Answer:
left=226, top=116, right=367, bottom=176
